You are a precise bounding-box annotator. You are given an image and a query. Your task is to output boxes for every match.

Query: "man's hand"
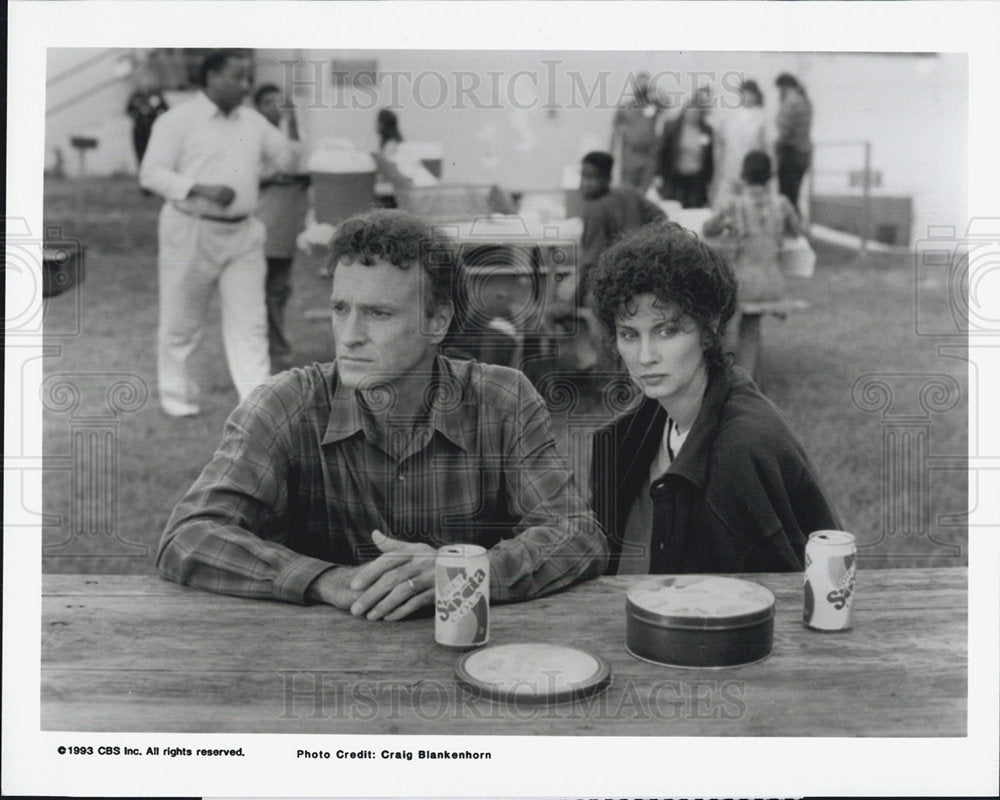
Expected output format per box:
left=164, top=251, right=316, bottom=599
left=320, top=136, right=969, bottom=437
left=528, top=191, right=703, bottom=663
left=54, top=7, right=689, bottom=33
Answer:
left=348, top=530, right=437, bottom=621
left=189, top=184, right=236, bottom=208
left=306, top=567, right=363, bottom=611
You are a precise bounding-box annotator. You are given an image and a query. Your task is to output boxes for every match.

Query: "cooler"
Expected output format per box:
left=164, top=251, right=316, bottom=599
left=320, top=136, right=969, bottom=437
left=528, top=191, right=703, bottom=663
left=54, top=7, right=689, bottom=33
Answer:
left=308, top=150, right=377, bottom=226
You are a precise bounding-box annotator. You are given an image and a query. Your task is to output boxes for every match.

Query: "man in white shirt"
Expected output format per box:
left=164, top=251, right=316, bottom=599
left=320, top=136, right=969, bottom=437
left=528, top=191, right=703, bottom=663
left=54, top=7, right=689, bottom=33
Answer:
left=140, top=50, right=293, bottom=416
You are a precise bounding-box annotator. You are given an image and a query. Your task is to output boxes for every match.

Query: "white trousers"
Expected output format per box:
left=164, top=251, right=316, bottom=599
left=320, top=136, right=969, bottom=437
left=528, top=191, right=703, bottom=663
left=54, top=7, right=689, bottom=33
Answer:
left=157, top=204, right=270, bottom=414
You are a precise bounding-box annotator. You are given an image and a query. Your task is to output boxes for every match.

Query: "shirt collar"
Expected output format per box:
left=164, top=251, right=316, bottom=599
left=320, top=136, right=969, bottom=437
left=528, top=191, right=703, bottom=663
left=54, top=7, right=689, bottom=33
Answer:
left=619, top=364, right=732, bottom=492
left=194, top=90, right=243, bottom=120
left=425, top=356, right=476, bottom=452
left=665, top=364, right=732, bottom=489
left=321, top=368, right=366, bottom=445
left=321, top=356, right=475, bottom=452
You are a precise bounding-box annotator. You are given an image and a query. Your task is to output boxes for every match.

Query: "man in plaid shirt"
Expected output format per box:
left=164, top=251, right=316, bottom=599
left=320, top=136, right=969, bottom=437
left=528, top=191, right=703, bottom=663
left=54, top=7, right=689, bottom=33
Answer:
left=157, top=209, right=608, bottom=620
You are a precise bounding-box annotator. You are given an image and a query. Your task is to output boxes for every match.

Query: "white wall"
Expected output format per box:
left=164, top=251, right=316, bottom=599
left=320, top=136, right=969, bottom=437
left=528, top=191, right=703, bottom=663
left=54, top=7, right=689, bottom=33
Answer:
left=799, top=52, right=967, bottom=239
left=45, top=49, right=138, bottom=176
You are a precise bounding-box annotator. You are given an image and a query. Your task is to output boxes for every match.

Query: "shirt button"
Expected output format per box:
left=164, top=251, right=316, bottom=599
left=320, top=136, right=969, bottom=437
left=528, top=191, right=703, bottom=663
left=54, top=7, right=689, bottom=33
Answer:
left=397, top=472, right=405, bottom=481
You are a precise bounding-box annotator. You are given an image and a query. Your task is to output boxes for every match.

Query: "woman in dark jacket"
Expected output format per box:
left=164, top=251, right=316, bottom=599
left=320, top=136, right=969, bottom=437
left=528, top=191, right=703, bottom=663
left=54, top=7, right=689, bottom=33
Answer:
left=654, top=100, right=714, bottom=208
left=588, top=222, right=839, bottom=575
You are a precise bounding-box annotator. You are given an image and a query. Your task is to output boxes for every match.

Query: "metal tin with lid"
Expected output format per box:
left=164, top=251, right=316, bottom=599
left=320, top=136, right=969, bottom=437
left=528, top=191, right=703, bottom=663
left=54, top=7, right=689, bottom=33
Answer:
left=626, top=575, right=776, bottom=668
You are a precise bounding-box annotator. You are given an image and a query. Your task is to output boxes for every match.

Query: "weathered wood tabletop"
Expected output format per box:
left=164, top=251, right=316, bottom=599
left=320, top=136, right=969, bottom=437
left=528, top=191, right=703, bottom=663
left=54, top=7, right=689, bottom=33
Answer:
left=41, top=568, right=966, bottom=735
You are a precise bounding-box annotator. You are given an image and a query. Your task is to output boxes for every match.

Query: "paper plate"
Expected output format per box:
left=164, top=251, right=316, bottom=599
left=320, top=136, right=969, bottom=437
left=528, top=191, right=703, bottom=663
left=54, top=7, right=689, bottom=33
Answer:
left=454, top=643, right=612, bottom=705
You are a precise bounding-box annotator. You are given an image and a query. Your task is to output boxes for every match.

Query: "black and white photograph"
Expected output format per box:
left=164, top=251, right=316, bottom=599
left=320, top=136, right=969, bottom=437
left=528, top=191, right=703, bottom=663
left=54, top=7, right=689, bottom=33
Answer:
left=4, top=1, right=999, bottom=797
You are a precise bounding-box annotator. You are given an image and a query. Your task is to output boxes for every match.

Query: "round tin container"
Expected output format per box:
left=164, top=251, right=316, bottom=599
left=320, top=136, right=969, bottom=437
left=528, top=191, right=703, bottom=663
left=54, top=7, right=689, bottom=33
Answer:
left=626, top=576, right=776, bottom=668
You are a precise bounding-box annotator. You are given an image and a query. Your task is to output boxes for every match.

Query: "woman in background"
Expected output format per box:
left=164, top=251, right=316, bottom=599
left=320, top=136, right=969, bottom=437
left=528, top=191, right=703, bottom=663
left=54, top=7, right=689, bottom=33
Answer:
left=711, top=79, right=769, bottom=206
left=774, top=72, right=813, bottom=214
left=588, top=222, right=838, bottom=575
left=374, top=108, right=403, bottom=207
left=654, top=94, right=714, bottom=209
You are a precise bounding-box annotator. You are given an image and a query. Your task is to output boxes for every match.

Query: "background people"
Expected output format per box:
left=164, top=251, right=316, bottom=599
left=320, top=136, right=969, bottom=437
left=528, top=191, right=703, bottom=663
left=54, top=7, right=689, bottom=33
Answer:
left=588, top=222, right=839, bottom=575
left=253, top=83, right=310, bottom=371
left=610, top=72, right=660, bottom=191
left=372, top=107, right=438, bottom=204
left=374, top=108, right=404, bottom=207
left=140, top=49, right=293, bottom=416
left=654, top=93, right=715, bottom=208
left=774, top=72, right=814, bottom=213
left=125, top=67, right=169, bottom=169
left=704, top=150, right=804, bottom=376
left=711, top=79, right=769, bottom=206
left=578, top=150, right=666, bottom=298
left=557, top=150, right=666, bottom=371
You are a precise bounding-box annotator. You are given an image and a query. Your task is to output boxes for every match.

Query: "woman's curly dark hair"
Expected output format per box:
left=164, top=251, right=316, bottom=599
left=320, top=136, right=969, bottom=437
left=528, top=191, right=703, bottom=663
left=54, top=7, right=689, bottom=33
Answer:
left=329, top=209, right=465, bottom=330
left=589, top=221, right=738, bottom=369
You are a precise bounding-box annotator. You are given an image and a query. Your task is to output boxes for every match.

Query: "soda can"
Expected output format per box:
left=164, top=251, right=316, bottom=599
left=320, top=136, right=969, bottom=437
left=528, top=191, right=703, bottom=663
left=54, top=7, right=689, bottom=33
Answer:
left=803, top=530, right=857, bottom=631
left=435, top=544, right=490, bottom=649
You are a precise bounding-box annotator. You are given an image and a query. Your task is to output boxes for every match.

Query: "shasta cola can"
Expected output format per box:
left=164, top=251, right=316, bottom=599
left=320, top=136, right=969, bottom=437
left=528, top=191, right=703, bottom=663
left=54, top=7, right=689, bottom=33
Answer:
left=803, top=530, right=857, bottom=631
left=435, top=544, right=489, bottom=649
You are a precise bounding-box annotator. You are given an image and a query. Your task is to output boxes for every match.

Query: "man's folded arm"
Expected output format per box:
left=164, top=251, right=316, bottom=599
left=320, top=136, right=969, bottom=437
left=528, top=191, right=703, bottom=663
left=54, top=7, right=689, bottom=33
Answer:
left=488, top=373, right=609, bottom=602
left=156, top=385, right=336, bottom=604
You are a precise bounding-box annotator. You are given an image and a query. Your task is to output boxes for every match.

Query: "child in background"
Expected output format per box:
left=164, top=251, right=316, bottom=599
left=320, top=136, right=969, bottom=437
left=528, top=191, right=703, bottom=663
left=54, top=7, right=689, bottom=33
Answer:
left=579, top=151, right=665, bottom=302
left=703, top=150, right=803, bottom=377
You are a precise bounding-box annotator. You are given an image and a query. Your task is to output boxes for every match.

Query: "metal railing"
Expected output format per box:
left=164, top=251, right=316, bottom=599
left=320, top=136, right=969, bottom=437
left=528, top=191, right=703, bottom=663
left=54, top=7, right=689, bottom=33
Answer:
left=807, top=139, right=880, bottom=254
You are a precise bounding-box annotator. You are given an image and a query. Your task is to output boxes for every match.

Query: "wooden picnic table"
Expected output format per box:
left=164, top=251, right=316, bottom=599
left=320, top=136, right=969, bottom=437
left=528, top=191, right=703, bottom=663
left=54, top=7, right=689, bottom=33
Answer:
left=42, top=568, right=966, bottom=735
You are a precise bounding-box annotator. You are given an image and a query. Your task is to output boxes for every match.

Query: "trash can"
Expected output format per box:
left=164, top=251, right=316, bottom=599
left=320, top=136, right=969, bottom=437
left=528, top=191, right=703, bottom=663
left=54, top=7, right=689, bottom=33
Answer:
left=308, top=150, right=377, bottom=225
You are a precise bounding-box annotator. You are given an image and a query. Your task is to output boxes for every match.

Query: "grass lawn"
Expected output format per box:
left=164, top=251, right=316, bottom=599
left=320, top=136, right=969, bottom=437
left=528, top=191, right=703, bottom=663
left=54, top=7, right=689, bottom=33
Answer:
left=40, top=175, right=967, bottom=574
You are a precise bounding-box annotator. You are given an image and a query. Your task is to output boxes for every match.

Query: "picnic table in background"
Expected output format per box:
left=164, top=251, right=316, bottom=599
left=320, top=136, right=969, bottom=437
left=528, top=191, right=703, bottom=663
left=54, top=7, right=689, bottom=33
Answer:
left=297, top=187, right=810, bottom=378
left=42, top=567, right=967, bottom=735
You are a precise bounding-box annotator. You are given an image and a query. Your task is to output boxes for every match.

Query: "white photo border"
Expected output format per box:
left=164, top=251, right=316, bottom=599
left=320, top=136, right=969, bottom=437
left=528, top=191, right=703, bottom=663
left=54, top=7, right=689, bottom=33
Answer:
left=5, top=1, right=999, bottom=797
